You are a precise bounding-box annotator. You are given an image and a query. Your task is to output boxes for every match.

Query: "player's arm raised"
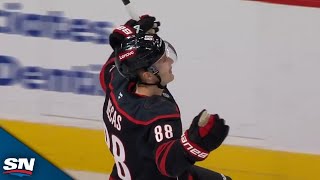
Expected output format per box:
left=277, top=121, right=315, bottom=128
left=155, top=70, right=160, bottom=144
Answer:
left=99, top=15, right=159, bottom=92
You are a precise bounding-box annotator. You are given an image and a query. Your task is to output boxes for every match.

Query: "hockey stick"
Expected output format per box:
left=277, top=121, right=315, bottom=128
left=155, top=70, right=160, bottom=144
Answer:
left=120, top=0, right=159, bottom=37
left=198, top=110, right=210, bottom=127
left=121, top=0, right=140, bottom=20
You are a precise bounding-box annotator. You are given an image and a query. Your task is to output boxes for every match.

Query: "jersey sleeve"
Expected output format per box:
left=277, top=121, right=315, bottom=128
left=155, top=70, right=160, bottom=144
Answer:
left=99, top=52, right=116, bottom=93
left=148, top=118, right=195, bottom=177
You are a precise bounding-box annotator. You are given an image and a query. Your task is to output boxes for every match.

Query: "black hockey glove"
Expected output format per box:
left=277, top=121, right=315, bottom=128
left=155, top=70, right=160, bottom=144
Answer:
left=109, top=15, right=160, bottom=50
left=180, top=110, right=229, bottom=161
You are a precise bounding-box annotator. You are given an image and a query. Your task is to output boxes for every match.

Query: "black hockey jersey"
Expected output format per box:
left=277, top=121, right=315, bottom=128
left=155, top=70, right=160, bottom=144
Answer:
left=99, top=55, right=194, bottom=180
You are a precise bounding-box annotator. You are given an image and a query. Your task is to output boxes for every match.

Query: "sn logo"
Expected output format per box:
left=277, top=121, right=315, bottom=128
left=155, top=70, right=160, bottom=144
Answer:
left=3, top=158, right=35, bottom=177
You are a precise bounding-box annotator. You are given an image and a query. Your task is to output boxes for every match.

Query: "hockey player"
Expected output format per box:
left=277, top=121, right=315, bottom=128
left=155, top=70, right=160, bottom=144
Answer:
left=100, top=15, right=231, bottom=180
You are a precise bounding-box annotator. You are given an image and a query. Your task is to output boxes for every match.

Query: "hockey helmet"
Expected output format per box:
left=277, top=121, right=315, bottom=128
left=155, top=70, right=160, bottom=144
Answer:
left=114, top=33, right=177, bottom=80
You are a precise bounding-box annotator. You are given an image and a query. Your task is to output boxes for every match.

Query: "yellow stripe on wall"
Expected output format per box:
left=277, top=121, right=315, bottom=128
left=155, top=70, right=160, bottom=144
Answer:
left=1, top=119, right=319, bottom=180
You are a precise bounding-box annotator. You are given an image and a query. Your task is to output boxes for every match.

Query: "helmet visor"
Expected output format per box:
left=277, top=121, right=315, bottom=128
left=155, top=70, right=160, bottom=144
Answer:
left=148, top=40, right=177, bottom=75
left=164, top=41, right=178, bottom=63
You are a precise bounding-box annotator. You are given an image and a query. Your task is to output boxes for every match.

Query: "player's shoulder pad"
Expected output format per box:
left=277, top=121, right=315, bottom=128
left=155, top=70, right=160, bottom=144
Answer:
left=141, top=95, right=180, bottom=119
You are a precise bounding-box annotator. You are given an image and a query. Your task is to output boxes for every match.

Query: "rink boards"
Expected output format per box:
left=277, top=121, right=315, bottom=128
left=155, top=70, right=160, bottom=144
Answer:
left=1, top=119, right=319, bottom=180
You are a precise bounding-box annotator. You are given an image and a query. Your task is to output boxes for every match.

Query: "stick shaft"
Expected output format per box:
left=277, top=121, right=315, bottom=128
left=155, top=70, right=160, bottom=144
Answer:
left=121, top=0, right=139, bottom=20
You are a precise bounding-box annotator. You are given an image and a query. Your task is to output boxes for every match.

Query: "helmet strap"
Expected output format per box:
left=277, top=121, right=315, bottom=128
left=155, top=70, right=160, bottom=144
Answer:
left=137, top=66, right=166, bottom=89
left=155, top=74, right=166, bottom=89
left=137, top=75, right=166, bottom=89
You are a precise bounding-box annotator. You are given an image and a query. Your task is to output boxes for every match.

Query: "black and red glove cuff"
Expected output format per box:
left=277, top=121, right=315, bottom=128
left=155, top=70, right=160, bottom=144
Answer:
left=180, top=131, right=209, bottom=161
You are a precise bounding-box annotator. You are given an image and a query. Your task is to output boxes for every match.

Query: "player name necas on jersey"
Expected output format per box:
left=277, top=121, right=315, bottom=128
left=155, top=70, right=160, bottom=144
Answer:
left=3, top=158, right=35, bottom=177
left=106, top=98, right=122, bottom=131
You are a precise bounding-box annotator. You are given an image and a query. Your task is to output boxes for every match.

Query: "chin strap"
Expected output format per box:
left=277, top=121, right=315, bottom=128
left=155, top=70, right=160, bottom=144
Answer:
left=137, top=65, right=167, bottom=89
left=138, top=74, right=166, bottom=89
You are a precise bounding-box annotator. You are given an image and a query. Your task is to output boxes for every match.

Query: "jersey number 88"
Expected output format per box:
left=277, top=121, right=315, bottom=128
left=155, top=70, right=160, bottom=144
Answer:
left=154, top=124, right=173, bottom=142
left=105, top=128, right=132, bottom=179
